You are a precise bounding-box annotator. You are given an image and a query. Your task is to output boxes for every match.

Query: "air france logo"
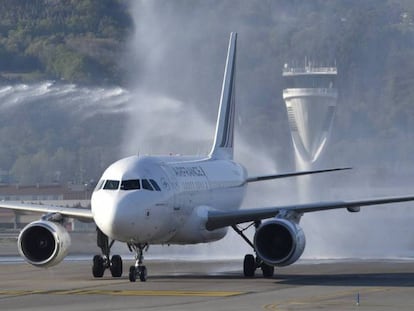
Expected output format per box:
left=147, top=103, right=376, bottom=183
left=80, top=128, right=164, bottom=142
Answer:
left=172, top=166, right=206, bottom=177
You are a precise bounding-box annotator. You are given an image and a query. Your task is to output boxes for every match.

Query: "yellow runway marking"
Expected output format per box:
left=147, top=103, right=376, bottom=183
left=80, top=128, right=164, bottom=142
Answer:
left=0, top=289, right=244, bottom=297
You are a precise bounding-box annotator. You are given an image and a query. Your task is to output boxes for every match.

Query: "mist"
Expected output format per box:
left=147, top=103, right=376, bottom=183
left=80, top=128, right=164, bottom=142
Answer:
left=0, top=82, right=131, bottom=118
left=116, top=0, right=414, bottom=260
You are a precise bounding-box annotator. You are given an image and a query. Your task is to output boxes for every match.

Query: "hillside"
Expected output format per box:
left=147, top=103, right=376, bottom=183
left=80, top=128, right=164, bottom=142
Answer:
left=0, top=0, right=132, bottom=84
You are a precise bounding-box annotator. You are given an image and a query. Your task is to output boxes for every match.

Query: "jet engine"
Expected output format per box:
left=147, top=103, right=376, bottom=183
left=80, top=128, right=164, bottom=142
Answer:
left=18, top=220, right=71, bottom=268
left=254, top=218, right=305, bottom=267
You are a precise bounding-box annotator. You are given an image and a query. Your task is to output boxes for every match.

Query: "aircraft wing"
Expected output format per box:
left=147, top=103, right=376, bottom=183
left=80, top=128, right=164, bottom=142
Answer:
left=0, top=201, right=93, bottom=222
left=205, top=195, right=414, bottom=230
left=246, top=167, right=351, bottom=183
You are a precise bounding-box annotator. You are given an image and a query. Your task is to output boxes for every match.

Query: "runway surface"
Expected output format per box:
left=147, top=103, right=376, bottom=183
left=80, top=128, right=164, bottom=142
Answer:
left=1, top=258, right=414, bottom=310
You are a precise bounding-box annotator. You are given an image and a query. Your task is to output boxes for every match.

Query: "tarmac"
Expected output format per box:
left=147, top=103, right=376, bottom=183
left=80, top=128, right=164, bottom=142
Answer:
left=1, top=257, right=414, bottom=311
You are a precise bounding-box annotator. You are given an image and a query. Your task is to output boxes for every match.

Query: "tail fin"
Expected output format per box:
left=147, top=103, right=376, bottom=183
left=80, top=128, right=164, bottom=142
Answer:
left=209, top=32, right=237, bottom=160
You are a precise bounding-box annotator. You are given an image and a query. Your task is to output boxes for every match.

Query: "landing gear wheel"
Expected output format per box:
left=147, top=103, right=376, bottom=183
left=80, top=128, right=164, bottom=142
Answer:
left=138, top=266, right=147, bottom=282
left=129, top=266, right=137, bottom=282
left=243, top=254, right=256, bottom=277
left=128, top=243, right=149, bottom=282
left=261, top=263, right=274, bottom=278
left=110, top=255, right=123, bottom=277
left=93, top=228, right=120, bottom=278
left=92, top=255, right=105, bottom=278
left=128, top=265, right=147, bottom=282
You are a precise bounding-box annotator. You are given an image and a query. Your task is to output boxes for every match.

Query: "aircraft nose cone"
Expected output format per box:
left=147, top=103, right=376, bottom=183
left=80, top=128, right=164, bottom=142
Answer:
left=92, top=190, right=160, bottom=243
left=92, top=192, right=143, bottom=242
left=91, top=191, right=129, bottom=241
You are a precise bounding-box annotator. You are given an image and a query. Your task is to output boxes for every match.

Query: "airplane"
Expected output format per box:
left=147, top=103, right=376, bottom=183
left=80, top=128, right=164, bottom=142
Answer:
left=1, top=32, right=414, bottom=282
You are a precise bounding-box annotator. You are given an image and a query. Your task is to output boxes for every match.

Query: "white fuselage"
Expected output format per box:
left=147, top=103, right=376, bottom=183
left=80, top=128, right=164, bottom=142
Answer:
left=91, top=155, right=247, bottom=245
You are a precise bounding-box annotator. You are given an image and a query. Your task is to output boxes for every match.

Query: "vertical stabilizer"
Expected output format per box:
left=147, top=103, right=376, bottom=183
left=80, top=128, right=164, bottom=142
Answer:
left=209, top=32, right=237, bottom=160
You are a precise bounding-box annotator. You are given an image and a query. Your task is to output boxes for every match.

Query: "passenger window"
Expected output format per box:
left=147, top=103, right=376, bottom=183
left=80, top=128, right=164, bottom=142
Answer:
left=142, top=179, right=154, bottom=191
left=121, top=179, right=140, bottom=190
left=150, top=179, right=161, bottom=191
left=103, top=180, right=120, bottom=190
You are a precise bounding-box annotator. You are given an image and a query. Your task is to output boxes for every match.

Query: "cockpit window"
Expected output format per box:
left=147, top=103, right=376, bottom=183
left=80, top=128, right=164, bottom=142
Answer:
left=103, top=180, right=120, bottom=190
left=94, top=179, right=105, bottom=192
left=149, top=179, right=161, bottom=191
left=121, top=179, right=140, bottom=190
left=142, top=179, right=154, bottom=191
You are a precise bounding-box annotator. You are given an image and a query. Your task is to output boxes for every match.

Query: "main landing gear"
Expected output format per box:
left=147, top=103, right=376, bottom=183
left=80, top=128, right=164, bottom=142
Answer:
left=92, top=228, right=123, bottom=278
left=232, top=224, right=275, bottom=278
left=243, top=254, right=274, bottom=278
left=128, top=243, right=149, bottom=282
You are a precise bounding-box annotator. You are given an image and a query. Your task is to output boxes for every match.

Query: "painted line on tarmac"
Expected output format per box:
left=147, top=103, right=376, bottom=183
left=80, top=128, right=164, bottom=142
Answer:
left=0, top=289, right=244, bottom=297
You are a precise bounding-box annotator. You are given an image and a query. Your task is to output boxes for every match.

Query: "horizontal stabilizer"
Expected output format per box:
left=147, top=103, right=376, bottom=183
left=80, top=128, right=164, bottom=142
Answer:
left=246, top=167, right=351, bottom=183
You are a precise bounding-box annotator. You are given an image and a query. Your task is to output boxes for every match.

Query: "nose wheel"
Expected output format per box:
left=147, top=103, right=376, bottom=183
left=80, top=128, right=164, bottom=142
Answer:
left=129, top=265, right=147, bottom=282
left=128, top=243, right=149, bottom=282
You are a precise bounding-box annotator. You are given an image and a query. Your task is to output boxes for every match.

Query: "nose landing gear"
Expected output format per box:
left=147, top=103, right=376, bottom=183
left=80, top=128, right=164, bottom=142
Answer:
left=128, top=243, right=149, bottom=282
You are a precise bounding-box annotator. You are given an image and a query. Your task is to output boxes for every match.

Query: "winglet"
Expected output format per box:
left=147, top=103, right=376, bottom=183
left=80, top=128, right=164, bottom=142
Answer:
left=209, top=32, right=237, bottom=160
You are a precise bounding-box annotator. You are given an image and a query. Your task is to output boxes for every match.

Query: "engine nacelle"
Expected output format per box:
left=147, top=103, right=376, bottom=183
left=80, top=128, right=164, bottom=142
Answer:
left=18, top=220, right=71, bottom=268
left=254, top=218, right=306, bottom=267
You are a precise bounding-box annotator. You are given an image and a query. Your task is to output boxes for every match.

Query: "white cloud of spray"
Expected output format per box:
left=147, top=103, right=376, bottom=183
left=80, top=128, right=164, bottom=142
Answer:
left=121, top=91, right=213, bottom=156
left=0, top=82, right=131, bottom=119
left=117, top=0, right=414, bottom=261
left=117, top=0, right=285, bottom=260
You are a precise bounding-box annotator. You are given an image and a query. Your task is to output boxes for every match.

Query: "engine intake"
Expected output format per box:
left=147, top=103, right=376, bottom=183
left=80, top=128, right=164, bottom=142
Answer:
left=18, top=220, right=71, bottom=268
left=254, top=218, right=305, bottom=267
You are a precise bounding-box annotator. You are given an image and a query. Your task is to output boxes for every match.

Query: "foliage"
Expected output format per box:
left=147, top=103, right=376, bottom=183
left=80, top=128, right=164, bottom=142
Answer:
left=0, top=0, right=132, bottom=84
